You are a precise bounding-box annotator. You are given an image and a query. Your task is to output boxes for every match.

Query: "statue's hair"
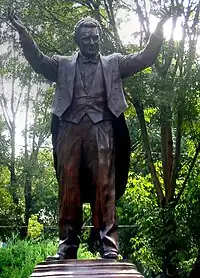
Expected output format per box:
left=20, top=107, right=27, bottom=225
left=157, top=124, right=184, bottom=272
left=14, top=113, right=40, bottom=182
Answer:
left=74, top=17, right=102, bottom=44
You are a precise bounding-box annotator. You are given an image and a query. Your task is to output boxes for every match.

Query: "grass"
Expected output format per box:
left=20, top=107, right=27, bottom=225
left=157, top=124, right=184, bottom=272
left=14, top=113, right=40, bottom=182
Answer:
left=0, top=239, right=96, bottom=278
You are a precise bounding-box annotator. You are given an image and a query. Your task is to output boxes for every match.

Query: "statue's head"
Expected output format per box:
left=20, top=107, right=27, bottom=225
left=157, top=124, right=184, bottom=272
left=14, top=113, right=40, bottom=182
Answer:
left=74, top=18, right=102, bottom=58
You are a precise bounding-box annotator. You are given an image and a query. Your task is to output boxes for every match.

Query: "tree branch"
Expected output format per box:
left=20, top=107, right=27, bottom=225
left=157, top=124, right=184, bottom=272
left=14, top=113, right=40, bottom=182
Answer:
left=134, top=0, right=149, bottom=38
left=176, top=143, right=200, bottom=202
left=133, top=98, right=164, bottom=204
left=160, top=105, right=173, bottom=201
left=171, top=108, right=182, bottom=192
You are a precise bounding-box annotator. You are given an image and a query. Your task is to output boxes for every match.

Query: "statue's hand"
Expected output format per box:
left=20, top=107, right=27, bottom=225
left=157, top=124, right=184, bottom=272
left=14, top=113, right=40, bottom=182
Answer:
left=7, top=7, right=26, bottom=33
left=154, top=6, right=180, bottom=37
left=158, top=7, right=172, bottom=26
left=158, top=6, right=181, bottom=27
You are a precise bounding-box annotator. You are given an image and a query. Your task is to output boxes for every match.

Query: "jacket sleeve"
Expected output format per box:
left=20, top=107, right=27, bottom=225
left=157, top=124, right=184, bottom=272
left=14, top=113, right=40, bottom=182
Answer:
left=118, top=34, right=163, bottom=79
left=19, top=29, right=58, bottom=82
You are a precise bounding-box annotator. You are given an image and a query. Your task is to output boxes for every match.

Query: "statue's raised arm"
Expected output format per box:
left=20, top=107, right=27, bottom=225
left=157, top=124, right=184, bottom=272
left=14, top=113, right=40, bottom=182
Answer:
left=7, top=8, right=58, bottom=82
left=119, top=7, right=172, bottom=79
left=8, top=8, right=27, bottom=33
left=5, top=10, right=177, bottom=264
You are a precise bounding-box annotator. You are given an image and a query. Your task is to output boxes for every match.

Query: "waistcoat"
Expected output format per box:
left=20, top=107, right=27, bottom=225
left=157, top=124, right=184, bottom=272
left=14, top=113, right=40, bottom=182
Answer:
left=62, top=60, right=113, bottom=123
left=51, top=54, right=128, bottom=118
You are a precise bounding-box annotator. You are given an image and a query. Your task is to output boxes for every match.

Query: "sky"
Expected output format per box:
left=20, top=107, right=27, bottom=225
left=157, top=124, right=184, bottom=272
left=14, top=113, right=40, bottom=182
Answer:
left=117, top=8, right=183, bottom=44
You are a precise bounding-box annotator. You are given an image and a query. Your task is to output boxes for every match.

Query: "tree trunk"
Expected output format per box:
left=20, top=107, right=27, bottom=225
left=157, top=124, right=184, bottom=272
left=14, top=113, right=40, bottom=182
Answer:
left=23, top=80, right=32, bottom=235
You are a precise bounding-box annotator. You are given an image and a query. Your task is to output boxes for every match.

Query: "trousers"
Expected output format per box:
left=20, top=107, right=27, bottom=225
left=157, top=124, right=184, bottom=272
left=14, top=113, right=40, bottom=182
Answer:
left=56, top=115, right=118, bottom=254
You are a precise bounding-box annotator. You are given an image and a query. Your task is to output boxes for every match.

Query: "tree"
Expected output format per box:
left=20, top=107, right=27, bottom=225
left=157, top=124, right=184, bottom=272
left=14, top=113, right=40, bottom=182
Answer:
left=117, top=1, right=200, bottom=276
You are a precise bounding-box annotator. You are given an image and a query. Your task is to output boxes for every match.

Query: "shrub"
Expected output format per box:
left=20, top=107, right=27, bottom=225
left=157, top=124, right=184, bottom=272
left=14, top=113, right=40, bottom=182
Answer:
left=0, top=239, right=56, bottom=278
left=28, top=215, right=44, bottom=239
left=0, top=239, right=96, bottom=278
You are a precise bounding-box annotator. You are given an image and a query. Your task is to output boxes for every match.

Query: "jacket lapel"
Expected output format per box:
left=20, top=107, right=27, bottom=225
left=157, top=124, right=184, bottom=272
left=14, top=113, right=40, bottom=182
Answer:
left=65, top=53, right=112, bottom=99
left=100, top=54, right=112, bottom=98
left=66, top=53, right=78, bottom=99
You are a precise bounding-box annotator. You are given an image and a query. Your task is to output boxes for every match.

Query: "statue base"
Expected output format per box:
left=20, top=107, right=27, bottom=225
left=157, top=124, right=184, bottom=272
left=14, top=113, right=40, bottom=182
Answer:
left=30, top=259, right=144, bottom=277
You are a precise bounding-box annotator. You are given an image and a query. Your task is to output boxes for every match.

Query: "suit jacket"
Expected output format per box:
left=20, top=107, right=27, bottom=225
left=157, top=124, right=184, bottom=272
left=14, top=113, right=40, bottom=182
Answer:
left=51, top=53, right=127, bottom=117
left=19, top=31, right=162, bottom=201
left=19, top=31, right=162, bottom=119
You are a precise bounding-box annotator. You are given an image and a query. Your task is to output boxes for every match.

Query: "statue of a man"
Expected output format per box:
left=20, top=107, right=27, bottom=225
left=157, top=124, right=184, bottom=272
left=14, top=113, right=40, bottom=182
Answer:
left=8, top=8, right=169, bottom=260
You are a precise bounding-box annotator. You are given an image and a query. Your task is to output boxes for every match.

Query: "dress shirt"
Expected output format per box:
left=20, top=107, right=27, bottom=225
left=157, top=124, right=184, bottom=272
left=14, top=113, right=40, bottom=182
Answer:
left=78, top=54, right=100, bottom=93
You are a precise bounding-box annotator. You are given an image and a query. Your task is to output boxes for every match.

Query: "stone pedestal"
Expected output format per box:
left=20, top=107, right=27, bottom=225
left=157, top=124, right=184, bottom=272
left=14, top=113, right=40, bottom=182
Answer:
left=30, top=259, right=144, bottom=277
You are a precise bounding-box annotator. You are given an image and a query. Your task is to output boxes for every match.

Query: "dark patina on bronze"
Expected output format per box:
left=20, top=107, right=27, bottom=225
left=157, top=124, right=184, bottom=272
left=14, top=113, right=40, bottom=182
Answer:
left=30, top=259, right=144, bottom=278
left=8, top=10, right=165, bottom=263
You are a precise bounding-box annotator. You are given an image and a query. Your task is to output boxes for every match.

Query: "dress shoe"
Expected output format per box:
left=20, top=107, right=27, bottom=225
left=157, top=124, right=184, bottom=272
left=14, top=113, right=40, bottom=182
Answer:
left=102, top=250, right=118, bottom=259
left=46, top=253, right=65, bottom=261
left=46, top=244, right=78, bottom=261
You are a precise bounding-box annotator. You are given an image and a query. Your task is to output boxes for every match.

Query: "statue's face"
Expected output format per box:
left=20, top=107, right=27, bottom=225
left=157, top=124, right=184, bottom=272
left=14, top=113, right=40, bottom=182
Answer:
left=78, top=26, right=100, bottom=58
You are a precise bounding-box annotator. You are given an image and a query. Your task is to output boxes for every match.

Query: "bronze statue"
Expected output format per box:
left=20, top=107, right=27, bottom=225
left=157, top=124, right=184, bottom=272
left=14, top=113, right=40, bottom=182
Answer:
left=8, top=8, right=170, bottom=260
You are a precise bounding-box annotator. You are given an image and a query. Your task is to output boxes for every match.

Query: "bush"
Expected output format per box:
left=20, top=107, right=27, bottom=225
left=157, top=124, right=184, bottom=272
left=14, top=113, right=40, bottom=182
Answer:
left=0, top=239, right=56, bottom=278
left=28, top=215, right=44, bottom=239
left=0, top=239, right=96, bottom=278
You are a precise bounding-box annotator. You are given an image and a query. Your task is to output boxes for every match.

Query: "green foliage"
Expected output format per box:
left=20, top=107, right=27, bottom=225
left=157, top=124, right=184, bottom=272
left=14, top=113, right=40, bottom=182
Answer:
left=27, top=215, right=44, bottom=239
left=0, top=166, right=22, bottom=240
left=30, top=150, right=58, bottom=226
left=0, top=239, right=96, bottom=278
left=78, top=244, right=99, bottom=260
left=0, top=118, right=10, bottom=166
left=118, top=155, right=200, bottom=277
left=118, top=173, right=162, bottom=275
left=0, top=167, right=12, bottom=214
left=0, top=239, right=57, bottom=278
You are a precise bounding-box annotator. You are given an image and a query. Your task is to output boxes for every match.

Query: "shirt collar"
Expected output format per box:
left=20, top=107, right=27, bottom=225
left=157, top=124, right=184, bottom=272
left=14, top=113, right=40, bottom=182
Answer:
left=78, top=53, right=100, bottom=64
